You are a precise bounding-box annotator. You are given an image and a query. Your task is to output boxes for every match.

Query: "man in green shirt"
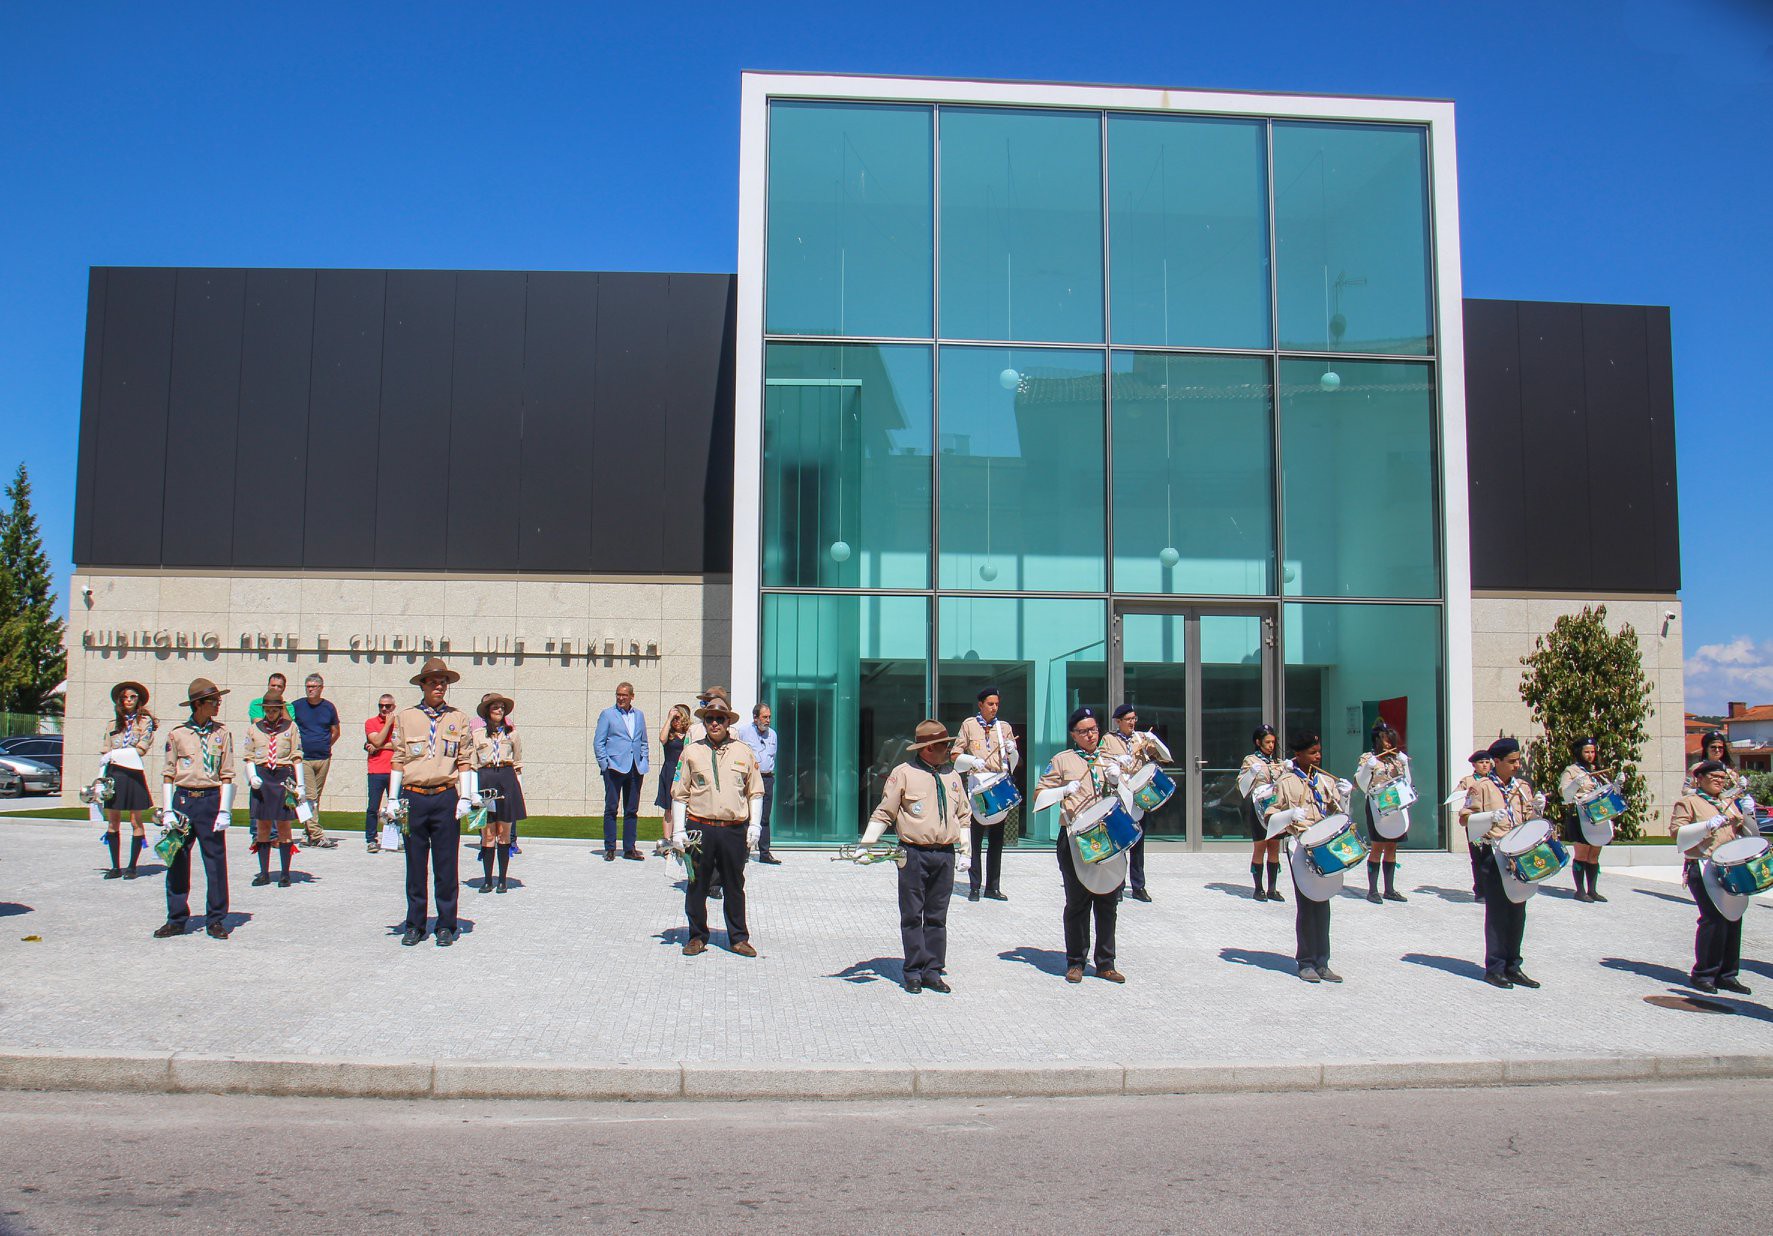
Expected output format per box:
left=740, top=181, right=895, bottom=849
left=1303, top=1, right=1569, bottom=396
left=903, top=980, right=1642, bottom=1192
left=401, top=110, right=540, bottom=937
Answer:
left=247, top=673, right=289, bottom=724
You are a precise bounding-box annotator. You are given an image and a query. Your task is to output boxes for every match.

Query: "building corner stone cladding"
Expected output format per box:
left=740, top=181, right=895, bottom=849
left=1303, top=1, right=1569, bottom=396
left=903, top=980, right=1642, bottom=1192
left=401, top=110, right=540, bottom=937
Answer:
left=62, top=572, right=732, bottom=818
left=1469, top=595, right=1685, bottom=828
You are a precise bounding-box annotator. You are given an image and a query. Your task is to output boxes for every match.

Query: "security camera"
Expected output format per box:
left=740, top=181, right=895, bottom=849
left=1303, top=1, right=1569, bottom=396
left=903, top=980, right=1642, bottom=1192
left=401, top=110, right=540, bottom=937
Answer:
left=80, top=585, right=93, bottom=605
left=1664, top=610, right=1677, bottom=623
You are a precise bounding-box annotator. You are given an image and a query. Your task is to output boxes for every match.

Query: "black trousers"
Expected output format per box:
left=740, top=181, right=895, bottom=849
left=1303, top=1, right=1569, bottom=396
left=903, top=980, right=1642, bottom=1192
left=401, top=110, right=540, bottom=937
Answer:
left=1128, top=834, right=1146, bottom=892
left=166, top=789, right=227, bottom=928
left=898, top=844, right=954, bottom=981
left=1056, top=838, right=1119, bottom=969
left=403, top=790, right=461, bottom=932
left=1477, top=850, right=1526, bottom=976
left=687, top=822, right=749, bottom=945
left=758, top=773, right=774, bottom=858
left=602, top=768, right=642, bottom=852
left=969, top=821, right=1005, bottom=893
left=1686, top=861, right=1743, bottom=983
left=1294, top=891, right=1331, bottom=969
left=365, top=772, right=390, bottom=842
left=1469, top=845, right=1485, bottom=894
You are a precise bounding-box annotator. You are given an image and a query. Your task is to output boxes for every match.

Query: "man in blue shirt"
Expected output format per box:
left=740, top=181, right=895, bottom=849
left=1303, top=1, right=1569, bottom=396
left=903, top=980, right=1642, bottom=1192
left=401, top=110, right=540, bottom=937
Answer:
left=290, top=673, right=340, bottom=848
left=593, top=681, right=649, bottom=861
left=736, top=702, right=781, bottom=864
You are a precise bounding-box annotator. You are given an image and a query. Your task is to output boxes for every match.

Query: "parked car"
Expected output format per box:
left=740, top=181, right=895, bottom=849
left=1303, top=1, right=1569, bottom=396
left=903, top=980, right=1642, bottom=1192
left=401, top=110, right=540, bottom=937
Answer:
left=0, top=765, right=21, bottom=797
left=0, top=734, right=62, bottom=777
left=0, top=753, right=59, bottom=796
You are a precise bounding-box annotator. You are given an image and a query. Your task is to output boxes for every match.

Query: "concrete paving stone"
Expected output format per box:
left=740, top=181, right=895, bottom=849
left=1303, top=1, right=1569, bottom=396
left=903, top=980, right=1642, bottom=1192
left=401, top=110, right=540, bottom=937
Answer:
left=914, top=1063, right=1124, bottom=1097
left=1502, top=1055, right=1658, bottom=1084
left=1322, top=1057, right=1505, bottom=1089
left=169, top=1053, right=433, bottom=1098
left=681, top=1062, right=913, bottom=1099
left=433, top=1059, right=682, bottom=1100
left=0, top=1048, right=172, bottom=1093
left=1122, top=1060, right=1323, bottom=1095
left=1652, top=1053, right=1773, bottom=1080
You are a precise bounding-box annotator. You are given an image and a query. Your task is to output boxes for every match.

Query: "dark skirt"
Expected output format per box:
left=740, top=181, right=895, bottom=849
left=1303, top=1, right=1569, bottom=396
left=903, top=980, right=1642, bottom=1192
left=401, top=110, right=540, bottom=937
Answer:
left=109, top=764, right=153, bottom=812
left=655, top=741, right=683, bottom=811
left=1363, top=797, right=1409, bottom=846
left=251, top=765, right=297, bottom=821
left=479, top=765, right=527, bottom=823
left=1246, top=795, right=1270, bottom=843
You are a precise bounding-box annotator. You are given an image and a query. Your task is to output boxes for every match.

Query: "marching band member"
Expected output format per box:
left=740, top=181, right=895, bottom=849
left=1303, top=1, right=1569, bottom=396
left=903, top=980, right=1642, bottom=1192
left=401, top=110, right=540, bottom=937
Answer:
left=99, top=680, right=156, bottom=880
left=1100, top=704, right=1170, bottom=904
left=1457, top=750, right=1494, bottom=901
left=1264, top=731, right=1349, bottom=984
left=861, top=720, right=972, bottom=994
left=1460, top=737, right=1542, bottom=990
left=952, top=685, right=1019, bottom=904
left=1355, top=720, right=1411, bottom=905
left=244, top=687, right=305, bottom=889
left=1240, top=725, right=1285, bottom=902
left=386, top=657, right=475, bottom=948
left=153, top=678, right=236, bottom=941
left=1032, top=707, right=1127, bottom=985
left=472, top=693, right=526, bottom=895
left=1558, top=736, right=1608, bottom=904
left=667, top=699, right=765, bottom=957
left=1670, top=760, right=1756, bottom=995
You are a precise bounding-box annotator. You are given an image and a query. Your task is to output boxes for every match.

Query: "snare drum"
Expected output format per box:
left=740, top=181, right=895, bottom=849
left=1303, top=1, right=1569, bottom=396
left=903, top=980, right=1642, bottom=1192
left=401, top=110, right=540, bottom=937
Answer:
left=1575, top=782, right=1626, bottom=848
left=1124, top=763, right=1177, bottom=813
left=1711, top=836, right=1773, bottom=898
left=969, top=772, right=1022, bottom=825
left=1302, top=815, right=1367, bottom=877
left=1371, top=779, right=1417, bottom=817
left=1069, top=796, right=1142, bottom=865
left=1496, top=819, right=1568, bottom=892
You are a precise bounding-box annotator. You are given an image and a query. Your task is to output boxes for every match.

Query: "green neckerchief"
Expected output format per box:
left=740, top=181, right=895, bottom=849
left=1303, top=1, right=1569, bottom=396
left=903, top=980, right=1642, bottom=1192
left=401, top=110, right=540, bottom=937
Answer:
left=917, top=758, right=948, bottom=824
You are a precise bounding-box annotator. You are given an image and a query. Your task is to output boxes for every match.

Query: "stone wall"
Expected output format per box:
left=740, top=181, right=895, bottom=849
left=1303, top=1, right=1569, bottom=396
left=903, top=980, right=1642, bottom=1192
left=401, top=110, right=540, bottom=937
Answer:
left=62, top=571, right=732, bottom=820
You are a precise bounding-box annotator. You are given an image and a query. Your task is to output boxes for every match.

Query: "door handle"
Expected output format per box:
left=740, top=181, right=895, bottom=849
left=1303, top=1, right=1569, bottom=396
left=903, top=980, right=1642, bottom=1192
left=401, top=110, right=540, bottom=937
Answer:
left=1194, top=757, right=1209, bottom=769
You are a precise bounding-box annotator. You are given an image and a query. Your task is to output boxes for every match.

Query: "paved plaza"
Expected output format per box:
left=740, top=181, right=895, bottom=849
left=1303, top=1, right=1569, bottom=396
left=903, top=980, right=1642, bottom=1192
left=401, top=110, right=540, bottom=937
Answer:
left=0, top=818, right=1768, bottom=1085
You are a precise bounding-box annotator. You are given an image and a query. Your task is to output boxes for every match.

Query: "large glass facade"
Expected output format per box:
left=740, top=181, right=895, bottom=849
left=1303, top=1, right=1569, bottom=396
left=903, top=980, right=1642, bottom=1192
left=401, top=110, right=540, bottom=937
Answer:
left=758, top=92, right=1446, bottom=847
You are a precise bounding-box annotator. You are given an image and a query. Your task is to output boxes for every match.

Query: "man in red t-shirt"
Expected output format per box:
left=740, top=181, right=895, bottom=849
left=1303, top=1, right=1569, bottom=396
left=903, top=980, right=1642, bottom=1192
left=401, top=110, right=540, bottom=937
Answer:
left=364, top=694, right=397, bottom=852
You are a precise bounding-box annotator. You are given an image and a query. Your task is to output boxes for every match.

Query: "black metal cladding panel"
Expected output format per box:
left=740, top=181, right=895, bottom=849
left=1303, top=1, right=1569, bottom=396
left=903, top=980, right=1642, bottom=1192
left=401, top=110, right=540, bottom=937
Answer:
left=72, top=269, right=108, bottom=567
left=1461, top=299, right=1523, bottom=589
left=666, top=274, right=738, bottom=574
left=232, top=270, right=316, bottom=569
left=162, top=270, right=246, bottom=568
left=591, top=273, right=671, bottom=574
left=91, top=269, right=176, bottom=566
left=304, top=270, right=387, bottom=569
left=1582, top=304, right=1656, bottom=593
left=446, top=271, right=526, bottom=572
left=374, top=271, right=457, bottom=572
left=518, top=272, right=598, bottom=573
left=1516, top=301, right=1593, bottom=591
left=1643, top=307, right=1680, bottom=591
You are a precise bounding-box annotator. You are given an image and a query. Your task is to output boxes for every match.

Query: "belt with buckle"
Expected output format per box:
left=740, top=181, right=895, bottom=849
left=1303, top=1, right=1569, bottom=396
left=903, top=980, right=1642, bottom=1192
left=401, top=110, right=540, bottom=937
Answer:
left=177, top=786, right=217, bottom=797
left=688, top=814, right=743, bottom=827
left=405, top=784, right=451, bottom=796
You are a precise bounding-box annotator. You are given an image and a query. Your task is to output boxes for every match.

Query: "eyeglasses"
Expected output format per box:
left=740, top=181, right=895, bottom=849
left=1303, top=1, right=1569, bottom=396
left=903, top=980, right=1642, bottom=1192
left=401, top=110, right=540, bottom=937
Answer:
left=1072, top=724, right=1099, bottom=735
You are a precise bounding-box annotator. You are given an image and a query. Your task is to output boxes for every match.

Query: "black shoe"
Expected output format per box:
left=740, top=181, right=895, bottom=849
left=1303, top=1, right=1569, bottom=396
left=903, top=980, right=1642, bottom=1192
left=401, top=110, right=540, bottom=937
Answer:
left=1691, top=977, right=1719, bottom=995
left=1267, top=888, right=1285, bottom=902
left=103, top=868, right=122, bottom=880
left=435, top=927, right=457, bottom=947
left=1589, top=890, right=1608, bottom=903
left=759, top=855, right=783, bottom=865
left=1574, top=890, right=1594, bottom=903
left=124, top=869, right=139, bottom=880
left=1252, top=886, right=1266, bottom=900
left=603, top=850, right=616, bottom=862
left=1717, top=978, right=1751, bottom=995
left=251, top=873, right=271, bottom=887
left=1473, top=889, right=1486, bottom=903
left=1298, top=966, right=1321, bottom=984
left=904, top=978, right=923, bottom=994
left=1383, top=890, right=1406, bottom=902
left=967, top=889, right=981, bottom=902
left=984, top=889, right=1008, bottom=901
left=401, top=926, right=424, bottom=947
left=1129, top=888, right=1152, bottom=903
left=496, top=879, right=508, bottom=894
left=1484, top=974, right=1514, bottom=989
left=1317, top=967, right=1343, bottom=983
left=1366, top=890, right=1383, bottom=904
left=278, top=875, right=292, bottom=888
left=152, top=921, right=183, bottom=939
left=924, top=977, right=952, bottom=994
left=479, top=878, right=494, bottom=893
left=709, top=887, right=723, bottom=900
left=206, top=923, right=230, bottom=940
left=1505, top=969, right=1540, bottom=989
left=623, top=850, right=645, bottom=861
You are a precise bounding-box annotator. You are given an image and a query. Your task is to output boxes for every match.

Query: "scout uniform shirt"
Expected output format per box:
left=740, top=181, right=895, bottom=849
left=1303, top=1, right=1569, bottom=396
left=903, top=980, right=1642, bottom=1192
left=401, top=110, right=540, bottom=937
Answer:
left=163, top=720, right=235, bottom=789
left=243, top=719, right=304, bottom=768
left=472, top=727, right=523, bottom=770
left=953, top=715, right=1018, bottom=776
left=1359, top=750, right=1409, bottom=792
left=1266, top=763, right=1347, bottom=836
left=1669, top=793, right=1754, bottom=859
left=102, top=713, right=157, bottom=760
left=1240, top=751, right=1284, bottom=795
left=671, top=737, right=763, bottom=822
left=1035, top=747, right=1114, bottom=827
left=870, top=759, right=971, bottom=846
left=390, top=703, right=473, bottom=789
left=1461, top=776, right=1536, bottom=844
left=1559, top=763, right=1604, bottom=806
left=1101, top=730, right=1160, bottom=769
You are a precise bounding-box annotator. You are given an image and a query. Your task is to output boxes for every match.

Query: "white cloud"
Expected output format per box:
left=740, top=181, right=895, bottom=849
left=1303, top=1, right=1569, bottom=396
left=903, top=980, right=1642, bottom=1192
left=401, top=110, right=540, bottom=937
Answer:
left=1686, top=637, right=1773, bottom=713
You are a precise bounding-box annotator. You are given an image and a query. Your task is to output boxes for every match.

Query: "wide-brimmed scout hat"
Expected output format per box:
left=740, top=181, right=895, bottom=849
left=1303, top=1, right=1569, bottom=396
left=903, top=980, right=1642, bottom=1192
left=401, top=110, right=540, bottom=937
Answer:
left=695, top=700, right=741, bottom=724
left=184, top=678, right=229, bottom=707
left=697, top=684, right=730, bottom=703
left=111, top=681, right=149, bottom=707
left=409, top=656, right=460, bottom=686
left=260, top=688, right=287, bottom=712
left=905, top=719, right=953, bottom=751
left=478, top=692, right=515, bottom=722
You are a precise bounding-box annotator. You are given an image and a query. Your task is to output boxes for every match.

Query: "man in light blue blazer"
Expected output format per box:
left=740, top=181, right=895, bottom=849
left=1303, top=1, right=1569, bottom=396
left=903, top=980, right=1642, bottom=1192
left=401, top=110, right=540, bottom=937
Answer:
left=594, top=682, right=649, bottom=861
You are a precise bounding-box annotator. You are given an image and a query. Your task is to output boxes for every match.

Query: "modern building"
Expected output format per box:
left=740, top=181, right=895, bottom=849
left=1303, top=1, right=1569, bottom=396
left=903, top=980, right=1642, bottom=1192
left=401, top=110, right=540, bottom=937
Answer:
left=60, top=72, right=1685, bottom=845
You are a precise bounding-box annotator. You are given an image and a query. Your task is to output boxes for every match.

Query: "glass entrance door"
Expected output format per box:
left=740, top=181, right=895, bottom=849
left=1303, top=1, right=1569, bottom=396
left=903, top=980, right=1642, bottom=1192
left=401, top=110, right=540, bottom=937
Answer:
left=1113, top=606, right=1274, bottom=848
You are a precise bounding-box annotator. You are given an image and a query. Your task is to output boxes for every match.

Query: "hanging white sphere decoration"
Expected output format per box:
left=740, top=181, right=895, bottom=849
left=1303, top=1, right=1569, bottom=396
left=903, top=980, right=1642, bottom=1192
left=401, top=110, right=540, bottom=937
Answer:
left=1282, top=564, right=1298, bottom=584
left=1319, top=370, right=1341, bottom=392
left=829, top=540, right=852, bottom=563
left=979, top=561, right=999, bottom=582
left=1159, top=546, right=1181, bottom=568
left=998, top=367, right=1021, bottom=392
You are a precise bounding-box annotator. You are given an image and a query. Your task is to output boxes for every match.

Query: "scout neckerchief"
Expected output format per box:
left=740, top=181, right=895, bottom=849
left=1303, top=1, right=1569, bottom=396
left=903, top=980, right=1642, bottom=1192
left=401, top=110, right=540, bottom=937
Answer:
left=1694, top=788, right=1737, bottom=824
left=114, top=713, right=151, bottom=749
left=1295, top=762, right=1334, bottom=815
left=916, top=758, right=948, bottom=825
left=976, top=713, right=1004, bottom=763
left=190, top=720, right=223, bottom=780
left=417, top=702, right=447, bottom=758
left=1073, top=744, right=1106, bottom=797
left=488, top=727, right=507, bottom=765
left=1486, top=772, right=1522, bottom=830
left=257, top=717, right=290, bottom=766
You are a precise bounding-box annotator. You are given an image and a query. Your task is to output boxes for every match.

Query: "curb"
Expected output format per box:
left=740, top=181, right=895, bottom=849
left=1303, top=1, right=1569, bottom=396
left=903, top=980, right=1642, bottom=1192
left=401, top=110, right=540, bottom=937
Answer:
left=3, top=1049, right=1770, bottom=1102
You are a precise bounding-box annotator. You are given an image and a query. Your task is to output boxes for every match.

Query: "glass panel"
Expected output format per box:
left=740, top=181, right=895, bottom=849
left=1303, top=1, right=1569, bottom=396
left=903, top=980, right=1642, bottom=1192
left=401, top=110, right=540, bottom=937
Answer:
left=1273, top=122, right=1433, bottom=355
left=938, top=597, right=1107, bottom=846
left=1284, top=602, right=1445, bottom=849
left=1111, top=352, right=1273, bottom=595
left=1199, top=614, right=1266, bottom=841
left=766, top=101, right=933, bottom=338
left=761, top=594, right=930, bottom=845
left=1279, top=358, right=1438, bottom=598
left=937, top=345, right=1106, bottom=592
left=1108, top=114, right=1271, bottom=348
left=939, top=107, right=1104, bottom=343
left=762, top=343, right=933, bottom=588
left=1119, top=612, right=1189, bottom=840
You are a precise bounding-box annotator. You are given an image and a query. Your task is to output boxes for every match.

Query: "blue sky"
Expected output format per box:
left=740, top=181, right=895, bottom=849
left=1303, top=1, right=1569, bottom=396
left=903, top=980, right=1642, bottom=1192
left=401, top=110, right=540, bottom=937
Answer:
left=2, top=1, right=1769, bottom=710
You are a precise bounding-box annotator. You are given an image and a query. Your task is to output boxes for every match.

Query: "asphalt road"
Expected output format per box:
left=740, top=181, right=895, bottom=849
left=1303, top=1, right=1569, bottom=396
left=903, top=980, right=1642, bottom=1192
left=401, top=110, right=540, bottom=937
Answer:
left=0, top=1080, right=1763, bottom=1234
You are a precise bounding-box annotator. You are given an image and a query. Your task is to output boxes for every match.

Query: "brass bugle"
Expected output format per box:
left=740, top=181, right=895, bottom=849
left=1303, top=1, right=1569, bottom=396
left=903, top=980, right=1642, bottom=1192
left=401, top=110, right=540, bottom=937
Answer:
left=834, top=842, right=907, bottom=868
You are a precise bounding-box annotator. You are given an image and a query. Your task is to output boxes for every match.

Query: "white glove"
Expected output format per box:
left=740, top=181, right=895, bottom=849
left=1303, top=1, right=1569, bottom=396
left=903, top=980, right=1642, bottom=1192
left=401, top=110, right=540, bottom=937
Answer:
left=387, top=769, right=403, bottom=808
left=160, top=782, right=175, bottom=814
left=859, top=814, right=889, bottom=846
left=1102, top=761, right=1121, bottom=785
left=669, top=800, right=687, bottom=841
left=1006, top=742, right=1020, bottom=773
left=98, top=750, right=112, bottom=768
left=456, top=797, right=473, bottom=820
left=953, top=753, right=981, bottom=774
left=1066, top=779, right=1082, bottom=796
left=670, top=831, right=688, bottom=854
left=1355, top=760, right=1376, bottom=793
left=248, top=767, right=262, bottom=791
left=747, top=797, right=763, bottom=851
left=1032, top=780, right=1082, bottom=814
left=217, top=782, right=235, bottom=832
left=293, top=763, right=307, bottom=797
left=1117, top=754, right=1136, bottom=771
left=1336, top=778, right=1354, bottom=798
left=1465, top=810, right=1497, bottom=844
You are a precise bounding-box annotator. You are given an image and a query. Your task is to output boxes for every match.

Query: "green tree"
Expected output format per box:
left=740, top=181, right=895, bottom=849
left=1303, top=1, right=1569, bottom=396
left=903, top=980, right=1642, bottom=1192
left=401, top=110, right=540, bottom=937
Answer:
left=0, top=463, right=66, bottom=715
left=1518, top=605, right=1655, bottom=840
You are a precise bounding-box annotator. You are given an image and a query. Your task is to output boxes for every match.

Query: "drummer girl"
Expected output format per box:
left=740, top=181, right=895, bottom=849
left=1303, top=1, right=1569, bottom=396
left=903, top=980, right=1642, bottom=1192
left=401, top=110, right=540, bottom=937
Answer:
left=1239, top=725, right=1285, bottom=902
left=1669, top=760, right=1757, bottom=995
left=1558, top=736, right=1609, bottom=904
left=1264, top=731, right=1350, bottom=984
left=1032, top=707, right=1127, bottom=985
left=1686, top=731, right=1747, bottom=799
left=1100, top=704, right=1171, bottom=904
left=100, top=680, right=157, bottom=880
left=245, top=688, right=305, bottom=888
left=1458, top=750, right=1495, bottom=901
left=1356, top=720, right=1411, bottom=905
left=471, top=692, right=527, bottom=894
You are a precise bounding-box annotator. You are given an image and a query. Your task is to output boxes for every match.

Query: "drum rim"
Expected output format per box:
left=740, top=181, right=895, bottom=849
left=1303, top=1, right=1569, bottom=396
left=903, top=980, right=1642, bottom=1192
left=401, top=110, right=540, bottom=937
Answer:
left=1072, top=795, right=1128, bottom=829
left=1300, top=813, right=1352, bottom=846
left=1712, top=835, right=1770, bottom=865
left=1498, top=818, right=1554, bottom=854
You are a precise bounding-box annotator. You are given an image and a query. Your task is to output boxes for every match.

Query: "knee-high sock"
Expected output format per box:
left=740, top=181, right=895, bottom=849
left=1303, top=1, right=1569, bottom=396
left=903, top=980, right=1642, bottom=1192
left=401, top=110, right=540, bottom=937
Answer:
left=1383, top=861, right=1398, bottom=894
left=1587, top=860, right=1600, bottom=893
left=1250, top=862, right=1263, bottom=891
left=1367, top=860, right=1381, bottom=894
left=498, top=844, right=510, bottom=879
left=127, top=835, right=144, bottom=870
left=279, top=843, right=293, bottom=877
left=105, top=832, right=120, bottom=871
left=481, top=848, right=494, bottom=880
left=258, top=845, right=271, bottom=877
left=1267, top=861, right=1281, bottom=892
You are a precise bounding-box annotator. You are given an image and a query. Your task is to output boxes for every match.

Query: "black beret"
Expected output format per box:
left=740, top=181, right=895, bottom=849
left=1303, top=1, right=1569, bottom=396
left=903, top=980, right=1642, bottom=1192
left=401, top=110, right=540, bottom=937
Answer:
left=1692, top=759, right=1727, bottom=778
left=1253, top=723, right=1277, bottom=745
left=977, top=685, right=1002, bottom=704
left=1468, top=750, right=1494, bottom=764
left=1486, top=737, right=1520, bottom=760
left=1067, top=706, right=1096, bottom=731
left=1111, top=704, right=1136, bottom=720
left=1288, top=729, right=1320, bottom=754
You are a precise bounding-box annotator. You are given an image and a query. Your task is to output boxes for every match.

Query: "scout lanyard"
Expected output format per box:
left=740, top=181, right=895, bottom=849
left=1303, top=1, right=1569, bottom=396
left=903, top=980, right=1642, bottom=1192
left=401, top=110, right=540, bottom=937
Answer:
left=1485, top=772, right=1522, bottom=829
left=1298, top=764, right=1333, bottom=815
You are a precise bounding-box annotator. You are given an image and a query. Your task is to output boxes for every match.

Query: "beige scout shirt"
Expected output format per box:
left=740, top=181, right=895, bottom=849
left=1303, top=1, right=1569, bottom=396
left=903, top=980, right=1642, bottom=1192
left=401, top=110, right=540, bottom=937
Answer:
left=102, top=714, right=157, bottom=758
left=1101, top=731, right=1162, bottom=769
left=1669, top=794, right=1754, bottom=859
left=1559, top=763, right=1605, bottom=805
left=162, top=722, right=235, bottom=789
left=671, top=737, right=763, bottom=822
left=472, top=728, right=523, bottom=769
left=952, top=716, right=1018, bottom=775
left=1266, top=765, right=1347, bottom=836
left=1360, top=750, right=1409, bottom=788
left=390, top=704, right=473, bottom=790
left=1240, top=752, right=1284, bottom=789
left=1034, top=748, right=1114, bottom=827
left=243, top=719, right=304, bottom=767
left=869, top=759, right=971, bottom=846
left=1461, top=776, right=1537, bottom=843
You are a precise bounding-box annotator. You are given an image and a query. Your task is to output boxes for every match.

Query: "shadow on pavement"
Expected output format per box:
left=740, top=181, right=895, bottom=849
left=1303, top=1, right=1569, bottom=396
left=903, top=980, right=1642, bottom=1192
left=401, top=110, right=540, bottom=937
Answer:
left=1400, top=952, right=1486, bottom=981
left=0, top=902, right=32, bottom=917
left=828, top=957, right=904, bottom=984
left=217, top=911, right=255, bottom=932
left=1632, top=888, right=1692, bottom=906
left=1414, top=885, right=1479, bottom=903
left=1219, top=947, right=1296, bottom=975
left=653, top=926, right=690, bottom=946
left=998, top=946, right=1070, bottom=977
left=1601, top=956, right=1689, bottom=986
left=1741, top=959, right=1773, bottom=980
left=1204, top=882, right=1270, bottom=902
